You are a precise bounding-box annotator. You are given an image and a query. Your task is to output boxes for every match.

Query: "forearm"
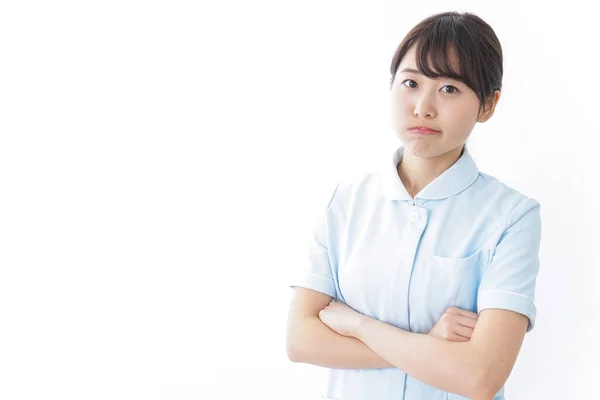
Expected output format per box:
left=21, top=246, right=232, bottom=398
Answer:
left=288, top=316, right=394, bottom=369
left=355, top=318, right=493, bottom=399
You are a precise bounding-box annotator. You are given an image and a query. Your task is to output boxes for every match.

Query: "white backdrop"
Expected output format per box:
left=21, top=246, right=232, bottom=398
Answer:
left=0, top=1, right=598, bottom=399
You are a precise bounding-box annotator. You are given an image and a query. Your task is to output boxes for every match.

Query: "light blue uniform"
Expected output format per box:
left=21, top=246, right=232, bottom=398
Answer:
left=290, top=145, right=542, bottom=400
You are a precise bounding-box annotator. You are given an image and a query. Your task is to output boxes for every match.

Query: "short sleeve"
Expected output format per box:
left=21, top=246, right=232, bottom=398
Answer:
left=288, top=183, right=340, bottom=299
left=477, top=198, right=542, bottom=333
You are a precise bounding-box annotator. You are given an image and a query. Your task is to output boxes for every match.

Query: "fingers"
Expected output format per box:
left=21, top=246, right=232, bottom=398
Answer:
left=453, top=323, right=474, bottom=339
left=434, top=307, right=480, bottom=342
left=448, top=333, right=470, bottom=342
left=451, top=307, right=479, bottom=320
left=457, top=315, right=477, bottom=329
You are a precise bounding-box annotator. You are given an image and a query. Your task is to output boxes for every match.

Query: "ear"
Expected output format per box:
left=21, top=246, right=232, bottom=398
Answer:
left=477, top=90, right=501, bottom=123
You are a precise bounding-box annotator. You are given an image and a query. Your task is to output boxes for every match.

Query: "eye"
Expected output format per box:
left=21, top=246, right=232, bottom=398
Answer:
left=402, top=79, right=418, bottom=88
left=441, top=85, right=459, bottom=94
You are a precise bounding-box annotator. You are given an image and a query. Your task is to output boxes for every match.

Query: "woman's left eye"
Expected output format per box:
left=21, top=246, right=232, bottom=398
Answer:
left=441, top=85, right=459, bottom=94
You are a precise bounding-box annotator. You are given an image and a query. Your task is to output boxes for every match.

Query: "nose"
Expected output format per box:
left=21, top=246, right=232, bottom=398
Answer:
left=413, top=93, right=436, bottom=118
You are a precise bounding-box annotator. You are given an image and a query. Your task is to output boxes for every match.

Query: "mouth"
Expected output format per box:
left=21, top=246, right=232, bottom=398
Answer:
left=408, top=126, right=441, bottom=135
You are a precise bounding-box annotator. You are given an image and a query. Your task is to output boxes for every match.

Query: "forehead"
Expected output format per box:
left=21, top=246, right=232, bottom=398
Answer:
left=398, top=42, right=461, bottom=76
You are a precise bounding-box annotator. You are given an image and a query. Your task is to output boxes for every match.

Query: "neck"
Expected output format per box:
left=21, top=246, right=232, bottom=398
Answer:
left=397, top=145, right=464, bottom=198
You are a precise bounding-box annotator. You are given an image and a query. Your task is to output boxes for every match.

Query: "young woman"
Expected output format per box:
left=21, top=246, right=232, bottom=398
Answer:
left=286, top=11, right=542, bottom=400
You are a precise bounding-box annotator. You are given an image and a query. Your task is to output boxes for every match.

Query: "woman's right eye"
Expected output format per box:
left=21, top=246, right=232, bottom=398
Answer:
left=402, top=79, right=417, bottom=88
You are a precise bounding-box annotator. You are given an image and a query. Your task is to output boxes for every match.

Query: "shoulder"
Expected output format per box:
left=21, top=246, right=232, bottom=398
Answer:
left=471, top=172, right=541, bottom=240
left=475, top=171, right=540, bottom=212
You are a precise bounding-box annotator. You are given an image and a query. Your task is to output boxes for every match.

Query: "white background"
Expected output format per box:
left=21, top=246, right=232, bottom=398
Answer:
left=0, top=1, right=598, bottom=399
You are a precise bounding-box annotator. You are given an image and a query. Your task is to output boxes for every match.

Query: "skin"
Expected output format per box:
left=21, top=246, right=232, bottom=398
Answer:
left=389, top=43, right=501, bottom=198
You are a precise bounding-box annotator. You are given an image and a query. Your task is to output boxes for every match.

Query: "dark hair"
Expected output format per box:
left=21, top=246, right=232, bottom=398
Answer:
left=390, top=11, right=503, bottom=114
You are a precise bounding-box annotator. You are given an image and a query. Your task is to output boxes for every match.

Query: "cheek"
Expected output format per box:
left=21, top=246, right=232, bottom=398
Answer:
left=390, top=95, right=411, bottom=121
left=441, top=102, right=477, bottom=124
left=463, top=104, right=480, bottom=125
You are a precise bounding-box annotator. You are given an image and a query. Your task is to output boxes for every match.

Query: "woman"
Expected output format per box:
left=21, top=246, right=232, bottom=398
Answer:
left=286, top=11, right=542, bottom=400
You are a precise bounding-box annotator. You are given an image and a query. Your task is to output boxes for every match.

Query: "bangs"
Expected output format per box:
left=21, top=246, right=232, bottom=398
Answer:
left=413, top=29, right=478, bottom=89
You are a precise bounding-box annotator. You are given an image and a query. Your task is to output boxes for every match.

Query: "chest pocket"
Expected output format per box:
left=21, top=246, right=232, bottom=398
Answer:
left=422, top=249, right=489, bottom=315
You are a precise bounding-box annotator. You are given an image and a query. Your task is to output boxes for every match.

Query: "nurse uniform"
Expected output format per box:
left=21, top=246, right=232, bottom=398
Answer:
left=290, top=145, right=542, bottom=400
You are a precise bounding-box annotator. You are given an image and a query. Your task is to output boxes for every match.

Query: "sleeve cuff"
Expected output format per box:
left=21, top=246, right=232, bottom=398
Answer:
left=289, top=273, right=336, bottom=298
left=478, top=290, right=537, bottom=333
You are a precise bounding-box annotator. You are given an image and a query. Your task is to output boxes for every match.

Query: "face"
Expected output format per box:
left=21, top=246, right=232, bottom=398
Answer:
left=390, top=44, right=499, bottom=158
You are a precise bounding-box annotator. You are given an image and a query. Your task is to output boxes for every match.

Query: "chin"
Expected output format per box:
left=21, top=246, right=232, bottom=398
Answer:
left=402, top=140, right=439, bottom=158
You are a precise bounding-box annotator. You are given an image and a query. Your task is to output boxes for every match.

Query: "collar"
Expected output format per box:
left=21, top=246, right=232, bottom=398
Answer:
left=382, top=144, right=480, bottom=201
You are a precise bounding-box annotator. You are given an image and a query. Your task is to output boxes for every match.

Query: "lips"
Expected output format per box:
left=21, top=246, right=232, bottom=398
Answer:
left=408, top=126, right=440, bottom=133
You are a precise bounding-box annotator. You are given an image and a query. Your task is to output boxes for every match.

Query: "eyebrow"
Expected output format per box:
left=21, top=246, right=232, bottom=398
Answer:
left=398, top=67, right=463, bottom=84
left=398, top=68, right=422, bottom=74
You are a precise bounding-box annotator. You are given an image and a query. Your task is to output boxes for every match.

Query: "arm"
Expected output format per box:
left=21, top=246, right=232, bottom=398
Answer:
left=352, top=307, right=528, bottom=399
left=287, top=289, right=481, bottom=369
left=286, top=287, right=393, bottom=369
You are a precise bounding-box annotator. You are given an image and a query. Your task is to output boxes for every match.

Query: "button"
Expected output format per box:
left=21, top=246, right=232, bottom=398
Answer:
left=410, top=212, right=421, bottom=222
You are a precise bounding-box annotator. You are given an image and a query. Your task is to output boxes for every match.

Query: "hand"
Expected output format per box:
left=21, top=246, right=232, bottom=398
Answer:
left=428, top=306, right=479, bottom=342
left=318, top=300, right=367, bottom=337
